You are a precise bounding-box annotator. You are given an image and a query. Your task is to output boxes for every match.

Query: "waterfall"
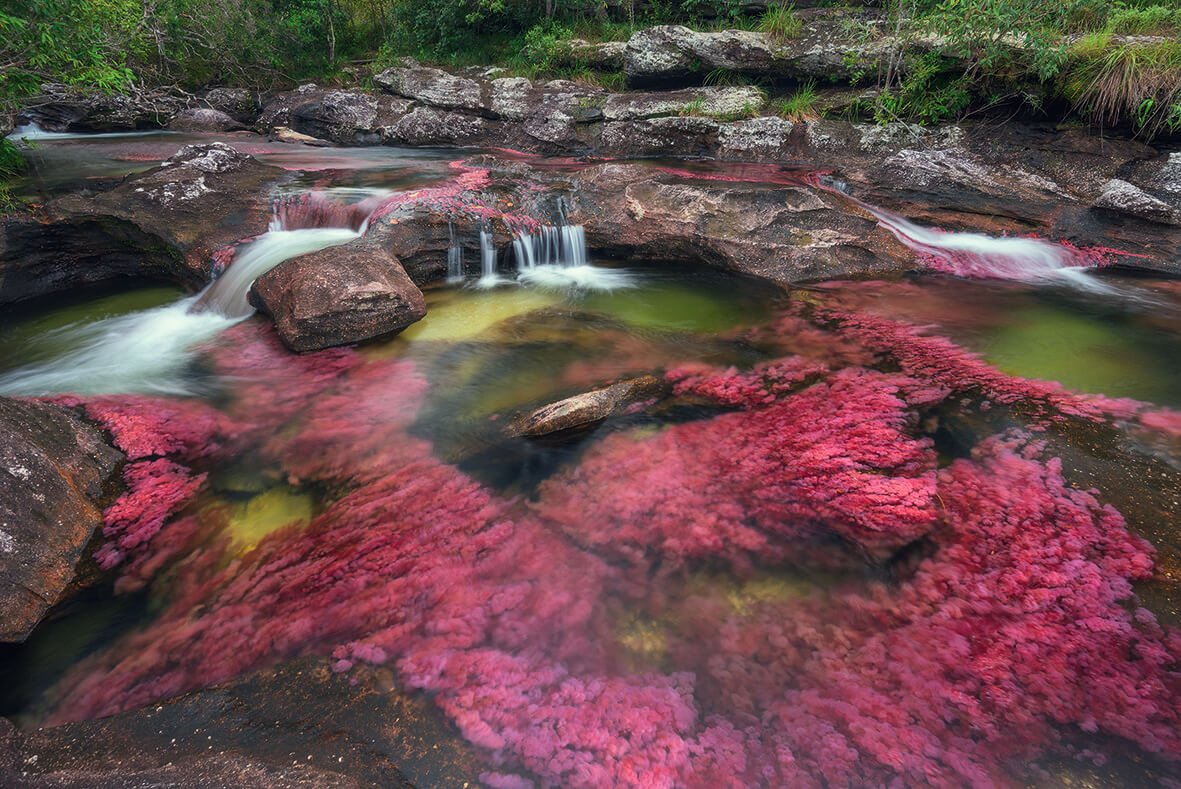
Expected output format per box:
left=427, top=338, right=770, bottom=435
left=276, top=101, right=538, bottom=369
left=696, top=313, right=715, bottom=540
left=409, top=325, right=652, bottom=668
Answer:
left=0, top=197, right=367, bottom=396
left=476, top=226, right=503, bottom=288
left=512, top=214, right=634, bottom=291
left=447, top=222, right=465, bottom=283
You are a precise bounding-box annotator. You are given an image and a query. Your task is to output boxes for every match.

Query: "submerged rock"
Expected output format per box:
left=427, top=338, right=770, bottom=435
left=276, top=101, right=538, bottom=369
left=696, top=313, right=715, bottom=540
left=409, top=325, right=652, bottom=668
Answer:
left=0, top=398, right=122, bottom=643
left=506, top=375, right=667, bottom=438
left=0, top=660, right=479, bottom=786
left=251, top=239, right=427, bottom=352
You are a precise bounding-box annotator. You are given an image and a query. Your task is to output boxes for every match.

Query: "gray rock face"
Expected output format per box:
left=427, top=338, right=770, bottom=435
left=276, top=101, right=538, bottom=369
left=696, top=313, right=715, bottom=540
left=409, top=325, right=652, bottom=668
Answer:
left=258, top=89, right=412, bottom=144
left=507, top=376, right=668, bottom=438
left=625, top=26, right=699, bottom=85
left=388, top=107, right=490, bottom=146
left=0, top=398, right=123, bottom=643
left=374, top=65, right=484, bottom=112
left=602, top=86, right=764, bottom=121
left=718, top=116, right=795, bottom=158
left=203, top=87, right=260, bottom=124
left=168, top=107, right=242, bottom=132
left=490, top=77, right=536, bottom=121
left=251, top=239, right=427, bottom=352
left=601, top=116, right=721, bottom=157
left=1093, top=178, right=1181, bottom=225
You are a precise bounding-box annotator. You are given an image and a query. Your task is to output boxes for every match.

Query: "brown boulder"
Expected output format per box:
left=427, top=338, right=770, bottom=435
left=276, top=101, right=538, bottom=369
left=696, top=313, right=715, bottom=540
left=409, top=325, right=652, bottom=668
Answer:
left=0, top=398, right=122, bottom=643
left=251, top=238, right=427, bottom=352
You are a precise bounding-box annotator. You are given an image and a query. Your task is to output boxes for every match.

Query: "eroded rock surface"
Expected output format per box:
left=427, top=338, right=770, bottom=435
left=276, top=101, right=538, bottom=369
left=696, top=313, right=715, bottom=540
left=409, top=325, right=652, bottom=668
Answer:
left=0, top=398, right=122, bottom=643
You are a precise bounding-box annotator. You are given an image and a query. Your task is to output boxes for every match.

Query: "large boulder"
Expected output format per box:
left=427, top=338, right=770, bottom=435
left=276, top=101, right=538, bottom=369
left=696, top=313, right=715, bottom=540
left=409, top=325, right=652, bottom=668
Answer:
left=374, top=64, right=484, bottom=113
left=168, top=107, right=243, bottom=133
left=566, top=162, right=916, bottom=283
left=0, top=398, right=122, bottom=643
left=204, top=87, right=261, bottom=125
left=1092, top=178, right=1181, bottom=226
left=251, top=239, right=427, bottom=351
left=602, top=86, right=764, bottom=121
left=258, top=88, right=412, bottom=144
left=1, top=660, right=479, bottom=786
left=387, top=107, right=492, bottom=146
left=0, top=142, right=285, bottom=305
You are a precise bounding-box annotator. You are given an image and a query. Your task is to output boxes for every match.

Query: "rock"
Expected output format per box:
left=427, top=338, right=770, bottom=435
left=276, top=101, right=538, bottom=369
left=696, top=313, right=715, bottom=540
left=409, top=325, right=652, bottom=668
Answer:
left=258, top=88, right=411, bottom=143
left=168, top=107, right=243, bottom=132
left=718, top=116, right=795, bottom=158
left=204, top=87, right=260, bottom=124
left=566, top=162, right=916, bottom=283
left=600, top=116, right=721, bottom=157
left=1, top=142, right=285, bottom=304
left=564, top=39, right=627, bottom=70
left=602, top=86, right=764, bottom=121
left=387, top=107, right=490, bottom=146
left=490, top=77, right=536, bottom=121
left=625, top=26, right=699, bottom=86
left=0, top=398, right=122, bottom=643
left=269, top=126, right=334, bottom=146
left=374, top=65, right=484, bottom=113
left=15, top=84, right=185, bottom=132
left=1093, top=178, right=1181, bottom=226
left=251, top=239, right=427, bottom=351
left=290, top=91, right=412, bottom=144
left=1158, top=153, right=1181, bottom=194
left=507, top=376, right=668, bottom=438
left=1, top=660, right=479, bottom=787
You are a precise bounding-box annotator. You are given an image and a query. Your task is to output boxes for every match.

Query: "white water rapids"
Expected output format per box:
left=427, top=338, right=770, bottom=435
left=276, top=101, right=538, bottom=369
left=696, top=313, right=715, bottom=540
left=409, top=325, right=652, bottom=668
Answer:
left=0, top=222, right=361, bottom=396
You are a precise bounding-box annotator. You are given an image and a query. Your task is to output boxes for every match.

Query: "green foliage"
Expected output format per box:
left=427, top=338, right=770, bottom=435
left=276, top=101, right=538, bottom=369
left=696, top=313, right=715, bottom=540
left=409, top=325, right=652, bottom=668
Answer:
left=0, top=138, right=26, bottom=215
left=1106, top=4, right=1181, bottom=35
left=759, top=3, right=802, bottom=40
left=876, top=52, right=973, bottom=124
left=518, top=22, right=575, bottom=73
left=778, top=82, right=818, bottom=119
left=916, top=0, right=1069, bottom=82
left=1064, top=37, right=1181, bottom=138
left=679, top=97, right=707, bottom=116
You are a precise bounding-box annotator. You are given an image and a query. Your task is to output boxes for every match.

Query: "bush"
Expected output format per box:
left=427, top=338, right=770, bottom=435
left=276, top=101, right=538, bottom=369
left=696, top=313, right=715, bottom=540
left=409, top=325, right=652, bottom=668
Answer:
left=1106, top=4, right=1181, bottom=35
left=519, top=22, right=575, bottom=74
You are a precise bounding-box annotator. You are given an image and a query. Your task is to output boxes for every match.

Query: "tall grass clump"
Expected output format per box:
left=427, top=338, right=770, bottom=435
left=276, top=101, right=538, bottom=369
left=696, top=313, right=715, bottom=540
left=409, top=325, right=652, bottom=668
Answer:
left=760, top=3, right=802, bottom=40
left=1065, top=36, right=1181, bottom=137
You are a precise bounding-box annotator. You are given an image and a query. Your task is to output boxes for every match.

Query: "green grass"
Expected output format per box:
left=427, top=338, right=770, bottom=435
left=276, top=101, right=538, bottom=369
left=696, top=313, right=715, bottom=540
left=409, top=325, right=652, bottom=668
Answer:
left=0, top=139, right=25, bottom=215
left=1107, top=5, right=1181, bottom=35
left=778, top=82, right=819, bottom=119
left=759, top=3, right=802, bottom=40
left=1065, top=37, right=1181, bottom=137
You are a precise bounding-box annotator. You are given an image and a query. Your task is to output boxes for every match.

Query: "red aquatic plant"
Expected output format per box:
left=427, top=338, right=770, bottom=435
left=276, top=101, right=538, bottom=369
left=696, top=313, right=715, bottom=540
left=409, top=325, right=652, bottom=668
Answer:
left=96, top=459, right=206, bottom=570
left=534, top=365, right=938, bottom=569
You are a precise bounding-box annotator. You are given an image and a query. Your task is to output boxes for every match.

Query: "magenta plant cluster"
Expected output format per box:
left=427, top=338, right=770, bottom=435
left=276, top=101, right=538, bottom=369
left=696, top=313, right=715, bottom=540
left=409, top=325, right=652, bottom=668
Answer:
left=45, top=301, right=1181, bottom=787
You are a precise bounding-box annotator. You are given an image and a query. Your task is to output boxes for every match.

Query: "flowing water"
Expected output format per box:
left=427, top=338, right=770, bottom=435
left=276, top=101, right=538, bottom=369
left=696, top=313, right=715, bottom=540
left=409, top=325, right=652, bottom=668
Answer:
left=2, top=134, right=1180, bottom=787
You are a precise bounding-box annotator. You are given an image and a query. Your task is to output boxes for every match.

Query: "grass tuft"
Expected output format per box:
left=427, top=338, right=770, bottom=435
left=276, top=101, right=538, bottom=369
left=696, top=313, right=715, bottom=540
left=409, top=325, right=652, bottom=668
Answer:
left=759, top=3, right=802, bottom=40
left=778, top=82, right=819, bottom=119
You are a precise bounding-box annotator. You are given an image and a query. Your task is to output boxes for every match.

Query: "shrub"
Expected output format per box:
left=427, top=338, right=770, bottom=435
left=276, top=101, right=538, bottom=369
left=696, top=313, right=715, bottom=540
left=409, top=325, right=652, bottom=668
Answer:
left=1106, top=4, right=1181, bottom=35
left=519, top=22, right=576, bottom=73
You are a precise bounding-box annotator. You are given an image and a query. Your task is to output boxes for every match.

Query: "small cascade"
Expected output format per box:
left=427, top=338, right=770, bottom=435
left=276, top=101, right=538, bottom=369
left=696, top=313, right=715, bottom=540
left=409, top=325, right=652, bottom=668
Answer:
left=447, top=222, right=465, bottom=283
left=476, top=225, right=503, bottom=288
left=818, top=176, right=1115, bottom=293
left=197, top=226, right=362, bottom=319
left=0, top=195, right=369, bottom=396
left=270, top=190, right=383, bottom=232
left=511, top=206, right=633, bottom=291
